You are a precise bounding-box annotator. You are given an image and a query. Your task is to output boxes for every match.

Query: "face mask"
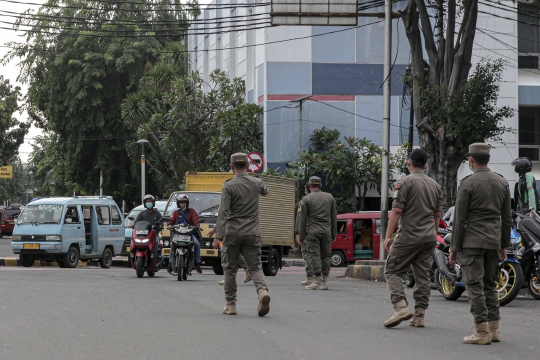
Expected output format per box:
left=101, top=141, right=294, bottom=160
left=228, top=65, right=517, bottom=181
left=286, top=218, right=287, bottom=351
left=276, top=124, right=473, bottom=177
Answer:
left=469, top=162, right=473, bottom=172
left=145, top=202, right=153, bottom=209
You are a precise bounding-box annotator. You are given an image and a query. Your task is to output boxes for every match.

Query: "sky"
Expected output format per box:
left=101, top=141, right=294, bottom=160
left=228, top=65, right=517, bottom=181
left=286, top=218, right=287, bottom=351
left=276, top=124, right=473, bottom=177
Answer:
left=0, top=0, right=212, bottom=163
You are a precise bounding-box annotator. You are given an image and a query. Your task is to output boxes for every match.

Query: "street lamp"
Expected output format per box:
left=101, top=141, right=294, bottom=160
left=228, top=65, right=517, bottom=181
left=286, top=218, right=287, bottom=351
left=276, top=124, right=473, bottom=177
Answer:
left=136, top=139, right=150, bottom=205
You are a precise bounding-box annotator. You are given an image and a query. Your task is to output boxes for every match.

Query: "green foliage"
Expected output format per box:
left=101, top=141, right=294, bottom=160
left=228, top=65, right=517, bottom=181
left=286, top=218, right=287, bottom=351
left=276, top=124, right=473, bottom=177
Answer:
left=4, top=0, right=198, bottom=203
left=418, top=59, right=513, bottom=146
left=123, top=67, right=263, bottom=193
left=0, top=76, right=29, bottom=165
left=0, top=158, right=27, bottom=204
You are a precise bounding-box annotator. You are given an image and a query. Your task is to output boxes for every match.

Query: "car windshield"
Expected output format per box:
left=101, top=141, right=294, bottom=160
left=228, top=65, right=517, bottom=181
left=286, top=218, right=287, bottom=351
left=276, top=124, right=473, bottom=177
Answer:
left=165, top=192, right=222, bottom=217
left=4, top=209, right=20, bottom=218
left=17, top=204, right=64, bottom=225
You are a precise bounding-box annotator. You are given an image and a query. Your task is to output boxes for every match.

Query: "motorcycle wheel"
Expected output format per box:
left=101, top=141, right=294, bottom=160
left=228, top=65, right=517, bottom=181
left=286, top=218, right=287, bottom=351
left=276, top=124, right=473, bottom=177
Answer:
left=177, top=255, right=183, bottom=281
left=435, top=269, right=465, bottom=301
left=147, top=271, right=155, bottom=277
left=136, top=257, right=144, bottom=278
left=498, top=262, right=524, bottom=306
left=182, top=268, right=188, bottom=280
left=528, top=276, right=540, bottom=300
left=401, top=266, right=415, bottom=288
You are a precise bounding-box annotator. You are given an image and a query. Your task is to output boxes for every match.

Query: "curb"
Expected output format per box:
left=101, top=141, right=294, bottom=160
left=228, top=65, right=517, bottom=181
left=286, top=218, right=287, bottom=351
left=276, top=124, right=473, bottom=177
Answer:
left=345, top=260, right=387, bottom=282
left=282, top=258, right=305, bottom=268
left=0, top=258, right=132, bottom=268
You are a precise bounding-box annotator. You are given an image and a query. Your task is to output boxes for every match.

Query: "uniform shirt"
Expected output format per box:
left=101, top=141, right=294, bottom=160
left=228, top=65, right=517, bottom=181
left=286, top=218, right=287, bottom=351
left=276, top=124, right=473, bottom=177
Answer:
left=451, top=167, right=512, bottom=251
left=214, top=172, right=269, bottom=239
left=298, top=190, right=337, bottom=240
left=135, top=209, right=163, bottom=228
left=392, top=170, right=442, bottom=244
left=294, top=199, right=304, bottom=234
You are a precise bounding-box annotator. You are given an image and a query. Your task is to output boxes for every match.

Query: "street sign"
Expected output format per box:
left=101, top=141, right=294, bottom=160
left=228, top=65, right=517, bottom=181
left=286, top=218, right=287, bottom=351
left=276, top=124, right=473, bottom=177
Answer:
left=247, top=152, right=264, bottom=173
left=0, top=166, right=13, bottom=179
left=270, top=0, right=358, bottom=26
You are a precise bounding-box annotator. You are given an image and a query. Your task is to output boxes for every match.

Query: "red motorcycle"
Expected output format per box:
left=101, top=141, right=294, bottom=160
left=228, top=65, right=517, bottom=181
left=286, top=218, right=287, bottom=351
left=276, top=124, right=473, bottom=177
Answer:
left=130, top=221, right=163, bottom=278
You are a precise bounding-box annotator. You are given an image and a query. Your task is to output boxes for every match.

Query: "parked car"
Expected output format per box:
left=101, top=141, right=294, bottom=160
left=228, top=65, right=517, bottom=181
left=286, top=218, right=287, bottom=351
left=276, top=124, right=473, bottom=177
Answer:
left=122, top=201, right=167, bottom=256
left=1, top=205, right=22, bottom=237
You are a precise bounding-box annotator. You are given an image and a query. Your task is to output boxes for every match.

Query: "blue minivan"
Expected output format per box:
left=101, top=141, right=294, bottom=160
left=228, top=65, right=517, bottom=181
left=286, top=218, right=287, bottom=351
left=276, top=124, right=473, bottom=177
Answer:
left=12, top=197, right=125, bottom=268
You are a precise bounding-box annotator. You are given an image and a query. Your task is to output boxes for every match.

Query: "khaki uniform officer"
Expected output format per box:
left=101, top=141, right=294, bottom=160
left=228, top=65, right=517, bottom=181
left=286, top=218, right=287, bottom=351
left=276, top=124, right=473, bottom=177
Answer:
left=209, top=153, right=271, bottom=317
left=450, top=143, right=512, bottom=345
left=383, top=149, right=442, bottom=328
left=295, top=185, right=314, bottom=286
left=298, top=176, right=337, bottom=290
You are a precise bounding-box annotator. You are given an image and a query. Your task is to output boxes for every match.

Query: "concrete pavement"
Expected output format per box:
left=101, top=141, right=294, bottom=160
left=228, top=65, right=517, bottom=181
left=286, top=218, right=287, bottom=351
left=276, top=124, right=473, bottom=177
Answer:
left=0, top=267, right=537, bottom=359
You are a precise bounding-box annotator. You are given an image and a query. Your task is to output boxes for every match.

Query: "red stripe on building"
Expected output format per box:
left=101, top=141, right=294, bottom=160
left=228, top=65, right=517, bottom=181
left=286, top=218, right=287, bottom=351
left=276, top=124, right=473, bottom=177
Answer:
left=258, top=95, right=264, bottom=103
left=266, top=94, right=355, bottom=102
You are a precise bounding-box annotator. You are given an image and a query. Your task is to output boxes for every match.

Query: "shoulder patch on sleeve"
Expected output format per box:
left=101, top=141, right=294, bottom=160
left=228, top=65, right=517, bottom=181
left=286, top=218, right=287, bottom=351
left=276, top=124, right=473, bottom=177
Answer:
left=494, top=172, right=504, bottom=178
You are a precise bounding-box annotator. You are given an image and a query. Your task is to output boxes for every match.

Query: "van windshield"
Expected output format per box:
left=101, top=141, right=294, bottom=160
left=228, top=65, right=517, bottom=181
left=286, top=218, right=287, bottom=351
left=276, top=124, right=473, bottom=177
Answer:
left=165, top=192, right=222, bottom=217
left=18, top=205, right=64, bottom=225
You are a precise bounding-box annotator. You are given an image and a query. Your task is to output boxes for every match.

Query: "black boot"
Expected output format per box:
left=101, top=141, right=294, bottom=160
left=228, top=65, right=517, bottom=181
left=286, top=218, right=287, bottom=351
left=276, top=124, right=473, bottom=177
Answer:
left=167, top=262, right=173, bottom=275
left=195, top=262, right=202, bottom=274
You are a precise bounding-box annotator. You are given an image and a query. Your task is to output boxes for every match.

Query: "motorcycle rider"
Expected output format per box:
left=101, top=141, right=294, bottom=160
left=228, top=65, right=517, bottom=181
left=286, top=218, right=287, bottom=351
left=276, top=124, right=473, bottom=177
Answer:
left=135, top=194, right=163, bottom=261
left=511, top=157, right=539, bottom=215
left=167, top=194, right=203, bottom=274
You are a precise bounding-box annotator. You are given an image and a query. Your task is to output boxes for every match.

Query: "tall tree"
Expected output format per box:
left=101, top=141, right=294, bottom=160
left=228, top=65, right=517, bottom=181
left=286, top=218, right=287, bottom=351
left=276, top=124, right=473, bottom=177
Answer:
left=4, top=0, right=198, bottom=201
left=0, top=76, right=29, bottom=165
left=402, top=0, right=513, bottom=207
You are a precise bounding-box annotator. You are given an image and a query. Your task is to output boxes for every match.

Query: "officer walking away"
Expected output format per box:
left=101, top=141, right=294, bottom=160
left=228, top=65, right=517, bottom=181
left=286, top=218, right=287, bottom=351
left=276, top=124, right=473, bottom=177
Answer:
left=295, top=185, right=313, bottom=286
left=450, top=143, right=512, bottom=345
left=208, top=153, right=270, bottom=316
left=383, top=149, right=442, bottom=328
left=511, top=157, right=539, bottom=215
left=298, top=176, right=337, bottom=290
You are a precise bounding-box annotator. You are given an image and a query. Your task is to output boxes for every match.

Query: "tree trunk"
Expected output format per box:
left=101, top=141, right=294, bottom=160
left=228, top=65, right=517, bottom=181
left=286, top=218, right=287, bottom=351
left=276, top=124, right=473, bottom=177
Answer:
left=358, top=183, right=368, bottom=211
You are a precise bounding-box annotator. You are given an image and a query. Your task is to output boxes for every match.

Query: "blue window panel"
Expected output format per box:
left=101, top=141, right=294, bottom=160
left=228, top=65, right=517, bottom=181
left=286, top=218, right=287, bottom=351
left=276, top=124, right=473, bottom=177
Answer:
left=266, top=101, right=300, bottom=162
left=312, top=64, right=408, bottom=96
left=257, top=65, right=264, bottom=98
left=354, top=96, right=402, bottom=146
left=519, top=86, right=540, bottom=105
left=204, top=9, right=209, bottom=30
left=267, top=62, right=311, bottom=95
left=312, top=26, right=356, bottom=63
left=216, top=0, right=222, bottom=19
left=248, top=89, right=254, bottom=104
left=302, top=101, right=355, bottom=142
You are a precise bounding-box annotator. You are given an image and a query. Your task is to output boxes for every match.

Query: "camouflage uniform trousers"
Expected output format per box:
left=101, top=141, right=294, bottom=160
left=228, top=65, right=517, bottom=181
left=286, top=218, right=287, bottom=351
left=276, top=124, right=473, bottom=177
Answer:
left=221, top=235, right=268, bottom=302
left=461, top=248, right=500, bottom=324
left=384, top=241, right=435, bottom=309
left=306, top=232, right=332, bottom=276
left=301, top=244, right=313, bottom=277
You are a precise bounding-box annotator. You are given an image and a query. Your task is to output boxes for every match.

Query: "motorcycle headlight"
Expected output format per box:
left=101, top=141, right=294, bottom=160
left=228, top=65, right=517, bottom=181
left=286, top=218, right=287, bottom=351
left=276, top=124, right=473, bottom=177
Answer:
left=141, top=238, right=150, bottom=244
left=164, top=240, right=170, bottom=247
left=12, top=235, right=21, bottom=241
left=205, top=241, right=211, bottom=248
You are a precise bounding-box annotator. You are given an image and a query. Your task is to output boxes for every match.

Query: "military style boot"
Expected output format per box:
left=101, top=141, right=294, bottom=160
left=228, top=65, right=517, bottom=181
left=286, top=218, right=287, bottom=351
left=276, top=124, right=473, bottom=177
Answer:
left=321, top=275, right=330, bottom=290
left=244, top=271, right=252, bottom=283
left=409, top=307, right=425, bottom=327
left=218, top=279, right=225, bottom=285
left=488, top=320, right=500, bottom=342
left=305, top=276, right=325, bottom=290
left=301, top=276, right=314, bottom=286
left=257, top=288, right=271, bottom=317
left=463, top=323, right=492, bottom=345
left=383, top=300, right=413, bottom=328
left=223, top=301, right=237, bottom=315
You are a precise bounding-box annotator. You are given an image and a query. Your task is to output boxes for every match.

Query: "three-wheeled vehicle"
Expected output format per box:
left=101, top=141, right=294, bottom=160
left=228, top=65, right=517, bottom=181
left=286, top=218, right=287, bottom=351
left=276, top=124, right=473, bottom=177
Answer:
left=11, top=197, right=125, bottom=268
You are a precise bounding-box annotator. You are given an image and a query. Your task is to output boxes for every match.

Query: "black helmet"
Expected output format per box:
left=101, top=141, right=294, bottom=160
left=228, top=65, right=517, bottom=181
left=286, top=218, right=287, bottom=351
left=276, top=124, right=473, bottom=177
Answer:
left=176, top=194, right=189, bottom=208
left=143, top=194, right=156, bottom=208
left=511, top=157, right=532, bottom=174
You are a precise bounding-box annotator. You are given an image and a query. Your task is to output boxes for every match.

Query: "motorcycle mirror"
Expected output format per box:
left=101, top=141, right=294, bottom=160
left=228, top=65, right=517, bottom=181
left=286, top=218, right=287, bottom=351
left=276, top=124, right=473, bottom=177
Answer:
left=199, top=218, right=206, bottom=223
left=146, top=224, right=152, bottom=231
left=160, top=217, right=170, bottom=223
left=127, top=216, right=134, bottom=221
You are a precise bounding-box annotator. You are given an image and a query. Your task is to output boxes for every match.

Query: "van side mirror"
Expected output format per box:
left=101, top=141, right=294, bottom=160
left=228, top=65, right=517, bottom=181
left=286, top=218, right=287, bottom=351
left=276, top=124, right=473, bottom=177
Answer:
left=128, top=216, right=134, bottom=221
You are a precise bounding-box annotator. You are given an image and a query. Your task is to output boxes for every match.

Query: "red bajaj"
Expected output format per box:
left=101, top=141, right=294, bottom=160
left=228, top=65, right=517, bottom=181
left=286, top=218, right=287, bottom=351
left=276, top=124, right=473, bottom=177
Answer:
left=130, top=221, right=163, bottom=278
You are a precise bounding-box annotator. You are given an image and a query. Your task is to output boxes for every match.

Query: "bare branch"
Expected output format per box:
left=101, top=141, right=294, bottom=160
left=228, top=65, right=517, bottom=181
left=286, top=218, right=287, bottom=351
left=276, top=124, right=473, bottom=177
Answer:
left=415, top=0, right=438, bottom=69
left=444, top=0, right=456, bottom=87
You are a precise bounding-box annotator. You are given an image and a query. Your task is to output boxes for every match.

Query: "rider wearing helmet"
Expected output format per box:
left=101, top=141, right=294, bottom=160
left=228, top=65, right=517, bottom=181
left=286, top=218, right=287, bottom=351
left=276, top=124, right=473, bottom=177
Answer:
left=135, top=194, right=163, bottom=259
left=167, top=194, right=203, bottom=274
left=512, top=157, right=539, bottom=214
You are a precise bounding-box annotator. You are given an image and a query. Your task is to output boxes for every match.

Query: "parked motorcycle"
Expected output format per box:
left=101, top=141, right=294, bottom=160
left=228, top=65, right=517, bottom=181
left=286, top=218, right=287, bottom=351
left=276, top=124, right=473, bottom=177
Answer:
left=434, top=232, right=523, bottom=306
left=130, top=221, right=163, bottom=278
left=513, top=212, right=540, bottom=299
left=170, top=223, right=199, bottom=281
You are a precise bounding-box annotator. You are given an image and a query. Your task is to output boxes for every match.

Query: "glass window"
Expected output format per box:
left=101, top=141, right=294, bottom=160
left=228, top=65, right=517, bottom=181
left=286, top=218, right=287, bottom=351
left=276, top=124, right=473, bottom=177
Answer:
left=375, top=219, right=381, bottom=234
left=519, top=106, right=540, bottom=161
left=17, top=205, right=64, bottom=225
left=111, top=206, right=122, bottom=225
left=337, top=220, right=347, bottom=234
left=65, top=206, right=80, bottom=224
left=96, top=206, right=110, bottom=225
left=165, top=192, right=222, bottom=217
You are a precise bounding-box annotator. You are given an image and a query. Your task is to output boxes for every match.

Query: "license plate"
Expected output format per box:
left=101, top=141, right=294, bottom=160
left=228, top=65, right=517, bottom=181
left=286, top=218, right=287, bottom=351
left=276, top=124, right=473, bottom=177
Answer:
left=23, top=243, right=40, bottom=250
left=126, top=247, right=130, bottom=252
left=8, top=221, right=14, bottom=224
left=163, top=248, right=170, bottom=256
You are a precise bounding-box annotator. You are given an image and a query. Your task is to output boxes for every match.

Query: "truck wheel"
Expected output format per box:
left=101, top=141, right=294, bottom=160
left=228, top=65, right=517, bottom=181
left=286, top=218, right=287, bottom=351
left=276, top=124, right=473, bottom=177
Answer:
left=19, top=254, right=34, bottom=267
left=330, top=251, right=345, bottom=267
left=63, top=247, right=79, bottom=268
left=262, top=248, right=280, bottom=276
left=212, top=263, right=224, bottom=276
left=99, top=248, right=113, bottom=269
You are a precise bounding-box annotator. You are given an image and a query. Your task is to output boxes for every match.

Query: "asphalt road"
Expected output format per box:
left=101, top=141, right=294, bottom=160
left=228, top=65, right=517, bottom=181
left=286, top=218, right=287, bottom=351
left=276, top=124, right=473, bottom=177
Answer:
left=0, top=237, right=13, bottom=257
left=0, top=266, right=537, bottom=360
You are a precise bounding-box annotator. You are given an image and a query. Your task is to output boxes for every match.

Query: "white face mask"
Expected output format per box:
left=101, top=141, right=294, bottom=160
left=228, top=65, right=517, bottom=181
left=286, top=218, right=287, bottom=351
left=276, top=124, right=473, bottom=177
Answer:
left=469, top=160, right=474, bottom=172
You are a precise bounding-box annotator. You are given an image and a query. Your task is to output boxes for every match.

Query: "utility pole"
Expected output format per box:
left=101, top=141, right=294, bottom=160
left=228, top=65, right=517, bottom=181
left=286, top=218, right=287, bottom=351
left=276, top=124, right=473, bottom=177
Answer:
left=380, top=0, right=393, bottom=261
left=290, top=95, right=312, bottom=155
left=136, top=139, right=149, bottom=205
left=407, top=96, right=414, bottom=155
left=99, top=171, right=103, bottom=197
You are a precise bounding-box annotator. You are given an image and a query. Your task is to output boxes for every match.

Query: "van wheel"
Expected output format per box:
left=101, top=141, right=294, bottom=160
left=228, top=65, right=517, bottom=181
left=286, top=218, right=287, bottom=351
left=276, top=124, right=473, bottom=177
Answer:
left=19, top=254, right=34, bottom=267
left=57, top=260, right=66, bottom=268
left=330, top=251, right=346, bottom=267
left=212, top=263, right=224, bottom=276
left=63, top=247, right=80, bottom=268
left=99, top=248, right=113, bottom=269
left=262, top=248, right=280, bottom=276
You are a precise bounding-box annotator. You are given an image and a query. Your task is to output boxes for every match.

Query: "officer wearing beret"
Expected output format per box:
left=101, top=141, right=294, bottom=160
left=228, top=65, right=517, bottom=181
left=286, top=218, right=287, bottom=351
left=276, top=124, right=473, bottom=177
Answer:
left=298, top=176, right=337, bottom=290
left=383, top=149, right=442, bottom=328
left=450, top=143, right=512, bottom=344
left=209, top=152, right=271, bottom=316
